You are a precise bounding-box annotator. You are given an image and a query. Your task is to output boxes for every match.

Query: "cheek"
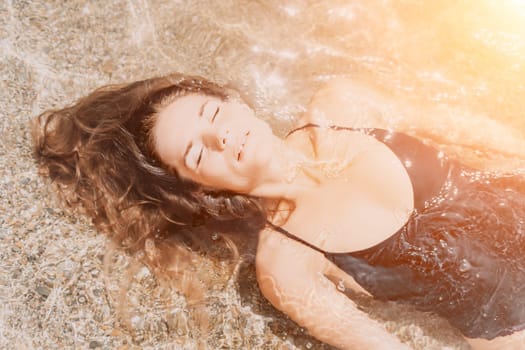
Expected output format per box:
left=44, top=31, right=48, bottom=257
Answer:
left=203, top=157, right=257, bottom=192
left=248, top=139, right=272, bottom=169
left=176, top=167, right=201, bottom=185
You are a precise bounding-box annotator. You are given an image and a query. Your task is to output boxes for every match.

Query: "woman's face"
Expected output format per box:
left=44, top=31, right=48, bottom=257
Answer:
left=153, top=93, right=277, bottom=193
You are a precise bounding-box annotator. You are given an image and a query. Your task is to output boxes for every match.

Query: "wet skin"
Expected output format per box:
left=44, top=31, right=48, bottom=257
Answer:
left=151, top=80, right=525, bottom=349
left=153, top=94, right=279, bottom=193
left=151, top=90, right=416, bottom=349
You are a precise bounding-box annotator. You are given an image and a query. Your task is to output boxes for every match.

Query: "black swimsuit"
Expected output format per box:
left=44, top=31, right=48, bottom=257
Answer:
left=269, top=125, right=525, bottom=340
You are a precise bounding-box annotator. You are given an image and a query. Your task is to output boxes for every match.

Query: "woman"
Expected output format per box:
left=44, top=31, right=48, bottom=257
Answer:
left=32, top=73, right=525, bottom=349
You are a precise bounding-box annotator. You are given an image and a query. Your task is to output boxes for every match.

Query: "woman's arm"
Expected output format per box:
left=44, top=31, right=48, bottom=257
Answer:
left=302, top=78, right=525, bottom=171
left=256, top=228, right=410, bottom=350
left=298, top=78, right=399, bottom=130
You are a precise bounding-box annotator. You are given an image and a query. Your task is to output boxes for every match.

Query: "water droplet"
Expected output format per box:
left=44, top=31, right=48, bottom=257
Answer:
left=318, top=272, right=329, bottom=286
left=475, top=272, right=481, bottom=279
left=438, top=295, right=444, bottom=301
left=337, top=280, right=345, bottom=292
left=459, top=259, right=471, bottom=272
left=135, top=266, right=150, bottom=280
left=282, top=5, right=300, bottom=17
left=131, top=315, right=144, bottom=329
left=144, top=238, right=158, bottom=259
left=306, top=342, right=313, bottom=349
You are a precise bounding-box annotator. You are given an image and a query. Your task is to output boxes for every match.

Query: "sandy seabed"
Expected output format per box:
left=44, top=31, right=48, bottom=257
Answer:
left=2, top=1, right=525, bottom=349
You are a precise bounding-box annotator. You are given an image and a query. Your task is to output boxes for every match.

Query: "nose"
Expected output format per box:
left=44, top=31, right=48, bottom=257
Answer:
left=202, top=126, right=228, bottom=150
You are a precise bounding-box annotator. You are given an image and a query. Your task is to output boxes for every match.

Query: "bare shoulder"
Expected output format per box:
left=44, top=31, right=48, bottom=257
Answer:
left=256, top=228, right=328, bottom=290
left=297, top=78, right=399, bottom=130
left=256, top=227, right=342, bottom=315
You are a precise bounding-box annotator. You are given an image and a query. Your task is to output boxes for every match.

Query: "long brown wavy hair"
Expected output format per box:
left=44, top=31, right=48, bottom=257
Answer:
left=31, top=73, right=268, bottom=304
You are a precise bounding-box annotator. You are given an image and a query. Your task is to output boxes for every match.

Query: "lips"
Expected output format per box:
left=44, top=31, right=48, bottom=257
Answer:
left=236, top=131, right=250, bottom=161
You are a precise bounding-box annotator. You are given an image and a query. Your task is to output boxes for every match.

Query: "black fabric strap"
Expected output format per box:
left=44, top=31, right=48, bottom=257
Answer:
left=285, top=123, right=377, bottom=138
left=271, top=123, right=371, bottom=255
left=271, top=123, right=397, bottom=255
left=265, top=220, right=328, bottom=255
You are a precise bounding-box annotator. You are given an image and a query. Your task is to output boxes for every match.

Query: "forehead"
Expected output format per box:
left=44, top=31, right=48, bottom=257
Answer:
left=152, top=94, right=209, bottom=167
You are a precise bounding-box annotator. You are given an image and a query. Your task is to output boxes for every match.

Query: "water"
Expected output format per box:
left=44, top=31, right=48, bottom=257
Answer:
left=179, top=1, right=525, bottom=348
left=102, top=0, right=525, bottom=348
left=7, top=0, right=525, bottom=349
left=158, top=0, right=525, bottom=164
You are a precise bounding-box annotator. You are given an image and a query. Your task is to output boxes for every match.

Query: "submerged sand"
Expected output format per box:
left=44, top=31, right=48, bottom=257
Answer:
left=2, top=0, right=525, bottom=349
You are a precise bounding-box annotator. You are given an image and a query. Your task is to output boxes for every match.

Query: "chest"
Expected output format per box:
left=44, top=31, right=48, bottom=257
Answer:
left=279, top=128, right=414, bottom=253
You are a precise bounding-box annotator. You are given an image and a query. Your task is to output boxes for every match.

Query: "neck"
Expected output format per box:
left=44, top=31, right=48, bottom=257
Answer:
left=248, top=137, right=319, bottom=200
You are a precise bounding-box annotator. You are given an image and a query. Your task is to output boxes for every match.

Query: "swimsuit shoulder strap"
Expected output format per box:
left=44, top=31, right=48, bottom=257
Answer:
left=285, top=123, right=376, bottom=138
left=287, top=123, right=453, bottom=211
left=265, top=220, right=328, bottom=255
left=286, top=123, right=370, bottom=138
left=276, top=123, right=371, bottom=255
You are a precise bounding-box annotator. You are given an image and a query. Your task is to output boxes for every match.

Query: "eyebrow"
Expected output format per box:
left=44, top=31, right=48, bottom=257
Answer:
left=198, top=100, right=209, bottom=117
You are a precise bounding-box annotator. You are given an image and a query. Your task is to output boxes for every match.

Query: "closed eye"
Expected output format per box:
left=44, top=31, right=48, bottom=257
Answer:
left=211, top=106, right=220, bottom=123
left=196, top=146, right=204, bottom=166
left=185, top=143, right=204, bottom=170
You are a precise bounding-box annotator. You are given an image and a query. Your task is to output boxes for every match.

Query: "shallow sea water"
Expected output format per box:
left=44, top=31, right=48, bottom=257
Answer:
left=1, top=0, right=525, bottom=349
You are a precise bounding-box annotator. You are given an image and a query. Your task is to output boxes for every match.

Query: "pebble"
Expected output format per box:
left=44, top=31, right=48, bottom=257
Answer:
left=89, top=340, right=102, bottom=348
left=35, top=285, right=51, bottom=299
left=111, top=329, right=122, bottom=336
